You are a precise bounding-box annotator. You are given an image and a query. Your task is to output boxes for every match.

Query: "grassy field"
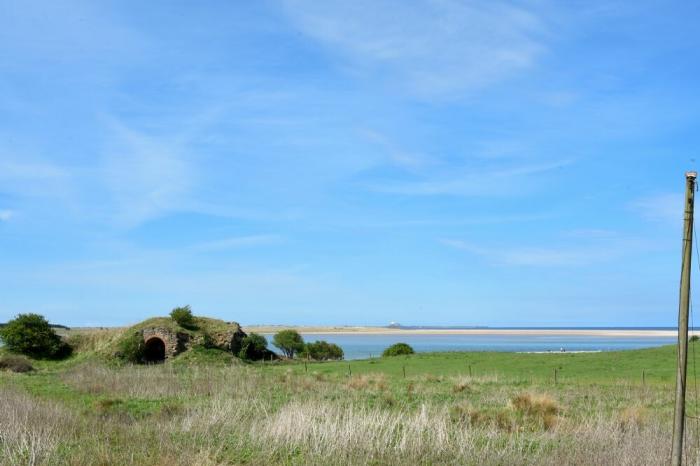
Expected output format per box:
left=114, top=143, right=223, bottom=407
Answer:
left=275, top=344, right=681, bottom=384
left=3, top=341, right=700, bottom=465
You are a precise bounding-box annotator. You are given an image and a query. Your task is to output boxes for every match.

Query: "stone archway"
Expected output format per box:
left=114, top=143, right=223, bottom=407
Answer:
left=141, top=327, right=182, bottom=361
left=143, top=337, right=166, bottom=363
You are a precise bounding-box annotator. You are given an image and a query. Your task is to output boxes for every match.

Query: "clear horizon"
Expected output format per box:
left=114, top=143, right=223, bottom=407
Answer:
left=2, top=1, right=700, bottom=327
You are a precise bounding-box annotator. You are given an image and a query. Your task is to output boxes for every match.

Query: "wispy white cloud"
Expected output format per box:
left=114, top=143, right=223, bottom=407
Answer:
left=360, top=129, right=434, bottom=170
left=440, top=231, right=642, bottom=267
left=0, top=122, right=199, bottom=229
left=630, top=193, right=683, bottom=224
left=98, top=118, right=196, bottom=227
left=0, top=151, right=72, bottom=200
left=283, top=0, right=548, bottom=97
left=0, top=210, right=14, bottom=221
left=441, top=238, right=603, bottom=267
left=191, top=234, right=283, bottom=252
left=371, top=159, right=571, bottom=196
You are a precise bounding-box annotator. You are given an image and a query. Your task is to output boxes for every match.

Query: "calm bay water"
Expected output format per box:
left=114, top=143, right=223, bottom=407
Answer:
left=262, top=333, right=677, bottom=360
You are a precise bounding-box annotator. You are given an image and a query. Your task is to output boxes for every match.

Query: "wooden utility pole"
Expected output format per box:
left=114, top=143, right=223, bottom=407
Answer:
left=671, top=171, right=697, bottom=466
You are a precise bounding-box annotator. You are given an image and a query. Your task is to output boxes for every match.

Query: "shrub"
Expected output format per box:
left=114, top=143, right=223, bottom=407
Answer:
left=301, top=340, right=344, bottom=361
left=229, top=331, right=246, bottom=355
left=170, top=305, right=196, bottom=329
left=382, top=342, right=414, bottom=357
left=196, top=332, right=215, bottom=349
left=0, top=354, right=34, bottom=373
left=272, top=330, right=305, bottom=358
left=238, top=333, right=268, bottom=360
left=691, top=335, right=699, bottom=342
left=116, top=331, right=145, bottom=363
left=0, top=313, right=70, bottom=359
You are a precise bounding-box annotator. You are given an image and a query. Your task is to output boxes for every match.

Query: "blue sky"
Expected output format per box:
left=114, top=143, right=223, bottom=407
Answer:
left=1, top=0, right=699, bottom=327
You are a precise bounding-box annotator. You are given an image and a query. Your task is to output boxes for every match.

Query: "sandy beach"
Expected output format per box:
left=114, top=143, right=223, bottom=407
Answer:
left=243, top=325, right=691, bottom=337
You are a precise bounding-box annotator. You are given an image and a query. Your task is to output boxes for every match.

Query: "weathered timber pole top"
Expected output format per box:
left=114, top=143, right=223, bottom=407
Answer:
left=686, top=171, right=697, bottom=180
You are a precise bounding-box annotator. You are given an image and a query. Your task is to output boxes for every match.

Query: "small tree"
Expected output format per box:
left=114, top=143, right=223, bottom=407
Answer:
left=301, top=340, right=344, bottom=361
left=0, top=313, right=70, bottom=359
left=382, top=342, right=414, bottom=357
left=238, top=333, right=268, bottom=360
left=170, top=305, right=195, bottom=329
left=272, top=330, right=304, bottom=358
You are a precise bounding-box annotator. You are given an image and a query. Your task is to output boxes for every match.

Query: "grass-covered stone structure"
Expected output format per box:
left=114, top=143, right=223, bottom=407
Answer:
left=114, top=313, right=248, bottom=364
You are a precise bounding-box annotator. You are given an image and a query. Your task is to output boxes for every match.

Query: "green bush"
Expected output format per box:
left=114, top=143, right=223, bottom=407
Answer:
left=0, top=313, right=70, bottom=359
left=238, top=333, right=268, bottom=360
left=0, top=354, right=34, bottom=373
left=116, top=331, right=145, bottom=363
left=170, top=305, right=196, bottom=329
left=273, top=329, right=305, bottom=358
left=691, top=335, right=699, bottom=343
left=301, top=340, right=344, bottom=361
left=382, top=342, right=415, bottom=357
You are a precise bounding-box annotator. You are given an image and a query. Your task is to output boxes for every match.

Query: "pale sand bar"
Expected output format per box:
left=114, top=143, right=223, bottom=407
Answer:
left=244, top=326, right=693, bottom=338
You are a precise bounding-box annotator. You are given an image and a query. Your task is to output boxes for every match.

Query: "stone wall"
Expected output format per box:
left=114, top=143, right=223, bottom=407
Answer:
left=139, top=322, right=246, bottom=360
left=141, top=327, right=186, bottom=359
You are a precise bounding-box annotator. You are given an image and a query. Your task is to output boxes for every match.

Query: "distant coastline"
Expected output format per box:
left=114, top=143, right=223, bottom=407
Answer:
left=244, top=325, right=694, bottom=337
left=24, top=324, right=694, bottom=338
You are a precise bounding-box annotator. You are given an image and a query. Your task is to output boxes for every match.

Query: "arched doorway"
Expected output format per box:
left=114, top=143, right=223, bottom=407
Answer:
left=143, top=337, right=166, bottom=363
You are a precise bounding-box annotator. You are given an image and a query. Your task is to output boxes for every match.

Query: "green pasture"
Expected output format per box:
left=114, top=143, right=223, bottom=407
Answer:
left=267, top=343, right=687, bottom=385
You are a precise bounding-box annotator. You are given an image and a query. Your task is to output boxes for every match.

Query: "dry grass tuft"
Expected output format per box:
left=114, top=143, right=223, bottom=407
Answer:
left=542, top=413, right=557, bottom=431
left=452, top=380, right=472, bottom=394
left=510, top=392, right=560, bottom=431
left=406, top=381, right=415, bottom=399
left=618, top=405, right=648, bottom=430
left=450, top=402, right=483, bottom=426
left=423, top=373, right=444, bottom=383
left=348, top=374, right=388, bottom=391
left=511, top=392, right=559, bottom=416
left=348, top=374, right=370, bottom=390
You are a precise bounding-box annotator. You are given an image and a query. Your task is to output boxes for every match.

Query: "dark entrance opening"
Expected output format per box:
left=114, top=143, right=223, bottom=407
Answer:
left=143, top=337, right=165, bottom=363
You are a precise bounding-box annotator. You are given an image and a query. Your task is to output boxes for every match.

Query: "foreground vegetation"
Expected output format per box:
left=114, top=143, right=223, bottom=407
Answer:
left=2, top=332, right=700, bottom=465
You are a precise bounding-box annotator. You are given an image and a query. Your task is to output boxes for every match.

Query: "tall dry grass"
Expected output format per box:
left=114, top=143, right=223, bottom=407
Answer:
left=0, top=389, right=73, bottom=465
left=2, top=362, right=698, bottom=465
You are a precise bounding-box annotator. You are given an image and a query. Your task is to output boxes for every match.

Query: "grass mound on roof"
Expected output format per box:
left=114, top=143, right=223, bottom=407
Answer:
left=63, top=312, right=244, bottom=365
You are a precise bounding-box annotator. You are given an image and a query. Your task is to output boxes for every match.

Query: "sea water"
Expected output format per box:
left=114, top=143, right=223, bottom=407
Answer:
left=262, top=332, right=677, bottom=360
